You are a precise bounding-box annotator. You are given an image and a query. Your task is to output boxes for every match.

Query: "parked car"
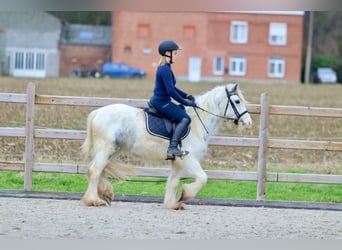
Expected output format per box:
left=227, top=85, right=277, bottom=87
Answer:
left=70, top=68, right=101, bottom=78
left=101, top=62, right=146, bottom=78
left=313, top=67, right=337, bottom=83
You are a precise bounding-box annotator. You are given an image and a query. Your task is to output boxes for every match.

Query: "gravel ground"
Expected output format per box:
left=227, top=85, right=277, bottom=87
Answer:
left=0, top=197, right=342, bottom=239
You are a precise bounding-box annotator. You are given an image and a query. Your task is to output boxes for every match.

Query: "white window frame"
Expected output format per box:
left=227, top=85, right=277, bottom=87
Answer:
left=13, top=49, right=46, bottom=78
left=213, top=57, right=225, bottom=75
left=230, top=21, right=248, bottom=44
left=229, top=56, right=246, bottom=76
left=269, top=22, right=287, bottom=46
left=268, top=57, right=285, bottom=78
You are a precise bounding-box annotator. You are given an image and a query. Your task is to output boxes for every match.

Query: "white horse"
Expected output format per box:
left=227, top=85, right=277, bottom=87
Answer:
left=81, top=83, right=252, bottom=209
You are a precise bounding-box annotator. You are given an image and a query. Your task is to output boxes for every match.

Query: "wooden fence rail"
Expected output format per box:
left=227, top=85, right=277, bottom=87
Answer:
left=1, top=82, right=342, bottom=200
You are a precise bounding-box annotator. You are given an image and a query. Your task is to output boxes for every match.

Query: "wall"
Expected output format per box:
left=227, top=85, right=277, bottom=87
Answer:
left=0, top=31, right=5, bottom=75
left=0, top=12, right=61, bottom=78
left=59, top=44, right=111, bottom=76
left=111, top=11, right=304, bottom=82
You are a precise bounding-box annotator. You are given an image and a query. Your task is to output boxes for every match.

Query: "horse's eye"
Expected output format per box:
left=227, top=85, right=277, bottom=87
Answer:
left=235, top=100, right=240, bottom=104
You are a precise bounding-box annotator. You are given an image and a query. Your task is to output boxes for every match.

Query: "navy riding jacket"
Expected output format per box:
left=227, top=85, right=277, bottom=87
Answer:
left=152, top=64, right=189, bottom=106
left=149, top=63, right=191, bottom=123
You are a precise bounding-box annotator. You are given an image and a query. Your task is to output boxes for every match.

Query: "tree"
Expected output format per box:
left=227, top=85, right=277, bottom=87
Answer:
left=303, top=11, right=342, bottom=83
left=48, top=12, right=112, bottom=25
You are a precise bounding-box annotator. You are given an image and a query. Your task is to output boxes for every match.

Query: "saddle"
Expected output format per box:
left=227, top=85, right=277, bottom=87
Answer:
left=144, top=102, right=190, bottom=141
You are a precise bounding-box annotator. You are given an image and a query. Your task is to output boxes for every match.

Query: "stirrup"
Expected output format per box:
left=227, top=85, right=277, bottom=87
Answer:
left=166, top=150, right=189, bottom=160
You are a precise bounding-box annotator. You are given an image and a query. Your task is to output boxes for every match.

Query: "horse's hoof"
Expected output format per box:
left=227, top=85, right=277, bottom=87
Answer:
left=84, top=198, right=108, bottom=207
left=102, top=196, right=112, bottom=206
left=174, top=205, right=186, bottom=210
left=95, top=200, right=109, bottom=207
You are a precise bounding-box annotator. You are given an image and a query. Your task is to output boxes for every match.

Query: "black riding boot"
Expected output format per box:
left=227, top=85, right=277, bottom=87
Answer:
left=167, top=118, right=190, bottom=159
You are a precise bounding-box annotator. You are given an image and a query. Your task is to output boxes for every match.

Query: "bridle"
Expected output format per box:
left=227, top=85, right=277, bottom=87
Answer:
left=224, top=87, right=249, bottom=124
left=193, top=87, right=249, bottom=134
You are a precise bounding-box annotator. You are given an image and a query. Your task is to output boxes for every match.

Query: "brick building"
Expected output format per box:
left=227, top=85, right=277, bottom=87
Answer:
left=112, top=11, right=304, bottom=82
left=59, top=23, right=111, bottom=76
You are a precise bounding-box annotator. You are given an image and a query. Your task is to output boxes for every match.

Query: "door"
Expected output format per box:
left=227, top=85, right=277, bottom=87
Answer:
left=188, top=57, right=201, bottom=82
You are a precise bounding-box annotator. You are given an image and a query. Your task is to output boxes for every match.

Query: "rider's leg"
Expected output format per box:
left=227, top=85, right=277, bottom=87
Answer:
left=167, top=117, right=190, bottom=158
left=149, top=100, right=191, bottom=158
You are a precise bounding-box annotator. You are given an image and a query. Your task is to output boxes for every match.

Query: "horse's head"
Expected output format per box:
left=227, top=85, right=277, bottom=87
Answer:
left=224, top=83, right=252, bottom=129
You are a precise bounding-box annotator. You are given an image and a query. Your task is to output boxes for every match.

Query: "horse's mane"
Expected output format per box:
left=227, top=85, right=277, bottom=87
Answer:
left=194, top=83, right=247, bottom=111
left=235, top=86, right=248, bottom=103
left=186, top=83, right=247, bottom=138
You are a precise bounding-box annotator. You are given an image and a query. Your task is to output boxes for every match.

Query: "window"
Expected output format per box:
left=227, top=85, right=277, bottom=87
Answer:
left=269, top=23, right=287, bottom=45
left=79, top=30, right=93, bottom=39
left=229, top=56, right=246, bottom=76
left=213, top=57, right=224, bottom=75
left=268, top=57, right=285, bottom=78
left=35, top=53, right=45, bottom=70
left=183, top=26, right=196, bottom=39
left=230, top=21, right=248, bottom=44
left=137, top=24, right=150, bottom=37
left=25, top=52, right=35, bottom=70
left=14, top=52, right=24, bottom=70
left=14, top=51, right=46, bottom=71
left=124, top=46, right=132, bottom=54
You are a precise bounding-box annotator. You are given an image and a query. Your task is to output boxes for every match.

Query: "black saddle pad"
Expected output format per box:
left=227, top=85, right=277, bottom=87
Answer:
left=144, top=109, right=190, bottom=140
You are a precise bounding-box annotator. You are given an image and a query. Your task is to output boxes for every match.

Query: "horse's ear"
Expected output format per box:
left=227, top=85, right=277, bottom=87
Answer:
left=231, top=83, right=238, bottom=92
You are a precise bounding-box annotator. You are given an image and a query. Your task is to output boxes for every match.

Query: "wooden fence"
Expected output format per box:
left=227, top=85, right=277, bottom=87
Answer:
left=1, top=82, right=342, bottom=200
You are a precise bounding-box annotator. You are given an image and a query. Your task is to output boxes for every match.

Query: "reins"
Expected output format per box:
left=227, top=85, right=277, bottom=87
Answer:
left=192, top=105, right=235, bottom=135
left=192, top=106, right=210, bottom=134
left=192, top=87, right=248, bottom=134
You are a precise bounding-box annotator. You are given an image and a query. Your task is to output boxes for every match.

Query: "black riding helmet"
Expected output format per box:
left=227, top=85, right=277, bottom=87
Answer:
left=158, top=40, right=181, bottom=64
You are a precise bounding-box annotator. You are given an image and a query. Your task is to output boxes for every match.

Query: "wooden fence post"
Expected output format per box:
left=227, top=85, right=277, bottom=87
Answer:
left=257, top=93, right=270, bottom=200
left=24, top=82, right=35, bottom=191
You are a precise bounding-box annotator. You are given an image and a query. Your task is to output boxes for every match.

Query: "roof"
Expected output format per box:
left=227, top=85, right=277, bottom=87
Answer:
left=0, top=11, right=61, bottom=32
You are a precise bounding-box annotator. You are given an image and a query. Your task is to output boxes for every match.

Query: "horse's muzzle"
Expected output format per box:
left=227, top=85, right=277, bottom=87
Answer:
left=241, top=120, right=252, bottom=129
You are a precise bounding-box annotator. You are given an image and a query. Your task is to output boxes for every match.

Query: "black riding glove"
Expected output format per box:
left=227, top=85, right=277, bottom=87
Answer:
left=187, top=95, right=195, bottom=101
left=187, top=99, right=197, bottom=107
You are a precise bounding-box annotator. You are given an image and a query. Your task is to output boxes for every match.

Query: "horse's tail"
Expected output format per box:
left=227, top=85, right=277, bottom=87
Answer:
left=82, top=108, right=136, bottom=181
left=81, top=109, right=98, bottom=160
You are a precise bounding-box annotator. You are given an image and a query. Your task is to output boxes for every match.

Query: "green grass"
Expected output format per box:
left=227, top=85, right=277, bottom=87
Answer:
left=1, top=170, right=341, bottom=203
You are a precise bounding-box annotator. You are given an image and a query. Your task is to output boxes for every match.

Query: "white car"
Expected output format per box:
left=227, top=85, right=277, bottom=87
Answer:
left=314, top=67, right=337, bottom=83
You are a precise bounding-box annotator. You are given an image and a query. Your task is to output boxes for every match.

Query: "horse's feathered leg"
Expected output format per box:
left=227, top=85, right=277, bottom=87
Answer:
left=163, top=163, right=183, bottom=209
left=176, top=159, right=207, bottom=208
left=82, top=150, right=111, bottom=207
left=98, top=173, right=114, bottom=206
left=163, top=157, right=207, bottom=210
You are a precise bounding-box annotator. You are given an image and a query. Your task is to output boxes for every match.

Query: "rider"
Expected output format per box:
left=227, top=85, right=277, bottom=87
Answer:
left=149, top=40, right=197, bottom=159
